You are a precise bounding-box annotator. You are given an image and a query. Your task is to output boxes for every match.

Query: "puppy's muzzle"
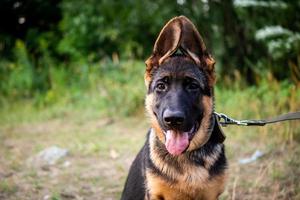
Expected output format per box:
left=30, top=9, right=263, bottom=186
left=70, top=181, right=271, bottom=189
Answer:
left=163, top=109, right=185, bottom=129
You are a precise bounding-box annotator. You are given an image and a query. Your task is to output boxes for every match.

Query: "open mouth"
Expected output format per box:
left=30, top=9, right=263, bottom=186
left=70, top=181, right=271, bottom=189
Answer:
left=163, top=122, right=199, bottom=156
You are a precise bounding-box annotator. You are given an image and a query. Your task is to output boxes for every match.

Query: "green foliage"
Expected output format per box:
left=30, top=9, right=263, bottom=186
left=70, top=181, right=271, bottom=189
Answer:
left=51, top=193, right=62, bottom=200
left=99, top=60, right=145, bottom=116
left=215, top=77, right=300, bottom=141
left=1, top=40, right=33, bottom=97
left=0, top=38, right=54, bottom=99
left=57, top=0, right=202, bottom=60
left=1, top=59, right=146, bottom=116
left=232, top=0, right=300, bottom=82
left=0, top=0, right=299, bottom=107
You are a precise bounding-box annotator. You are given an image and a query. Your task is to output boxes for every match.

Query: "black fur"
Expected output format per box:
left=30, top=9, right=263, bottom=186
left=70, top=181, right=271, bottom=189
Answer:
left=121, top=133, right=149, bottom=200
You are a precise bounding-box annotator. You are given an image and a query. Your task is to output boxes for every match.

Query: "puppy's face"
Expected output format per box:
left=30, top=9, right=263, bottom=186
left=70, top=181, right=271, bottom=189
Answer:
left=145, top=16, right=216, bottom=155
left=146, top=57, right=213, bottom=155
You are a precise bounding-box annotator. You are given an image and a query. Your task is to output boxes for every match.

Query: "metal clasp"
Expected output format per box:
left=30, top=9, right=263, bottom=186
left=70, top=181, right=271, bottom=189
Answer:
left=215, top=112, right=248, bottom=127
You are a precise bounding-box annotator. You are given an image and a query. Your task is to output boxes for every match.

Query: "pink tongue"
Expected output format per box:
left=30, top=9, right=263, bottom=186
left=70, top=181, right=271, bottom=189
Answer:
left=165, top=130, right=189, bottom=156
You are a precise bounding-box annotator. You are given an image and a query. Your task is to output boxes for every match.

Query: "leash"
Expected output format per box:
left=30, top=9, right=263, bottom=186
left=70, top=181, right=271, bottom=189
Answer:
left=214, top=111, right=300, bottom=127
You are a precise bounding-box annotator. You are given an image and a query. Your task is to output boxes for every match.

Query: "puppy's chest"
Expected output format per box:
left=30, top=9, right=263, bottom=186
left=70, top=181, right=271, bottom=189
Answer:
left=147, top=159, right=211, bottom=188
left=146, top=153, right=218, bottom=199
left=145, top=166, right=212, bottom=200
left=146, top=131, right=226, bottom=199
left=145, top=160, right=227, bottom=200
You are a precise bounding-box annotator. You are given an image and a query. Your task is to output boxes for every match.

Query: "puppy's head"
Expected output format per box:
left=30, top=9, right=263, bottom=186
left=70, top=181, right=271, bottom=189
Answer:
left=145, top=16, right=217, bottom=156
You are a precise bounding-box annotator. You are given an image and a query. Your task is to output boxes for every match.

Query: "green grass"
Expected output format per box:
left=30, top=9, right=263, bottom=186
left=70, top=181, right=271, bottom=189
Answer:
left=0, top=180, right=18, bottom=195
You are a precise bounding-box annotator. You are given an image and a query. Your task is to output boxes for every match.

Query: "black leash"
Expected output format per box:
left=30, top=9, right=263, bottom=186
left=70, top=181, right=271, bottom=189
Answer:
left=214, top=111, right=300, bottom=127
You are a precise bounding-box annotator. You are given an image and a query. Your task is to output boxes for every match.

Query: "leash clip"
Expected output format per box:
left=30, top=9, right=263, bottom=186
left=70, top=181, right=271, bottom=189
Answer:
left=215, top=112, right=248, bottom=127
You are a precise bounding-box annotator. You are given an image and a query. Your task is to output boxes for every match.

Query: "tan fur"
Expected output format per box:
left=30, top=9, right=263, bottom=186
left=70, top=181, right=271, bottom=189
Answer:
left=188, top=96, right=213, bottom=151
left=204, top=55, right=216, bottom=87
left=146, top=151, right=226, bottom=200
left=145, top=94, right=165, bottom=142
left=146, top=172, right=226, bottom=200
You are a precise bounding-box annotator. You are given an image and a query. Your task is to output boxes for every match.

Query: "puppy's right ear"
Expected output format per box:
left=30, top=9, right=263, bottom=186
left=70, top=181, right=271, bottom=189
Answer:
left=145, top=18, right=182, bottom=83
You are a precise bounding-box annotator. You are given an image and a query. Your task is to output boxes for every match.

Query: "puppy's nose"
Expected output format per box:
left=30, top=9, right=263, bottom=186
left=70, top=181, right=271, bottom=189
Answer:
left=163, top=110, right=185, bottom=127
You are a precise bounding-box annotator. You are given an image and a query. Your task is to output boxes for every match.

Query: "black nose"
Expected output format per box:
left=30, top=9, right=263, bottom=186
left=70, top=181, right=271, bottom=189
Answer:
left=163, top=109, right=185, bottom=127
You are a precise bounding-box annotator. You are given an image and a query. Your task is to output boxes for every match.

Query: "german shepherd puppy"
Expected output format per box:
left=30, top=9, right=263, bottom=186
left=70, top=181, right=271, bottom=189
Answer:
left=121, top=16, right=227, bottom=200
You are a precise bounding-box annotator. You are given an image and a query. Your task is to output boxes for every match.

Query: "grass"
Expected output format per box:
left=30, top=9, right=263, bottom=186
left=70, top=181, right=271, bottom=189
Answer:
left=0, top=61, right=299, bottom=199
left=0, top=180, right=18, bottom=195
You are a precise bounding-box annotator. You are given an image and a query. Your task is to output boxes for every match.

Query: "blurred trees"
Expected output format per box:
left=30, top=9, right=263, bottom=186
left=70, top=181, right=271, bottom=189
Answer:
left=0, top=0, right=61, bottom=57
left=0, top=0, right=299, bottom=97
left=0, top=0, right=62, bottom=95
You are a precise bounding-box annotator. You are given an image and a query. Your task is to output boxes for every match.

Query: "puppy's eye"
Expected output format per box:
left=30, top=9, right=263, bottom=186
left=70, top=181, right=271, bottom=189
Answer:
left=156, top=83, right=167, bottom=92
left=187, top=82, right=200, bottom=91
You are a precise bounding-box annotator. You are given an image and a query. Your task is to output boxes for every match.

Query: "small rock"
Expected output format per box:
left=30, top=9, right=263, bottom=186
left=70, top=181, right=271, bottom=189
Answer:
left=97, top=118, right=114, bottom=127
left=63, top=161, right=71, bottom=168
left=61, top=191, right=76, bottom=199
left=238, top=150, right=264, bottom=165
left=27, top=146, right=69, bottom=168
left=41, top=165, right=51, bottom=171
left=61, top=186, right=77, bottom=199
left=0, top=171, right=13, bottom=178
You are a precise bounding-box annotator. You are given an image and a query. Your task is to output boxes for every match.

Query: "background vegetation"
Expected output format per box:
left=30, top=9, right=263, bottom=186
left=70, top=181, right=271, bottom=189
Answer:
left=1, top=0, right=300, bottom=104
left=0, top=0, right=299, bottom=199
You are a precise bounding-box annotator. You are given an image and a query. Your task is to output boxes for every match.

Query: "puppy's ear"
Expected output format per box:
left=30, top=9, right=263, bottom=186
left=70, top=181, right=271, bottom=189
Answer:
left=145, top=17, right=182, bottom=82
left=179, top=16, right=216, bottom=86
left=145, top=16, right=216, bottom=86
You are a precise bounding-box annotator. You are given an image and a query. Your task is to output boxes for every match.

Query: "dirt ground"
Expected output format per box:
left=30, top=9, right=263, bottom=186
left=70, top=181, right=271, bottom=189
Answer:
left=0, top=113, right=299, bottom=200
